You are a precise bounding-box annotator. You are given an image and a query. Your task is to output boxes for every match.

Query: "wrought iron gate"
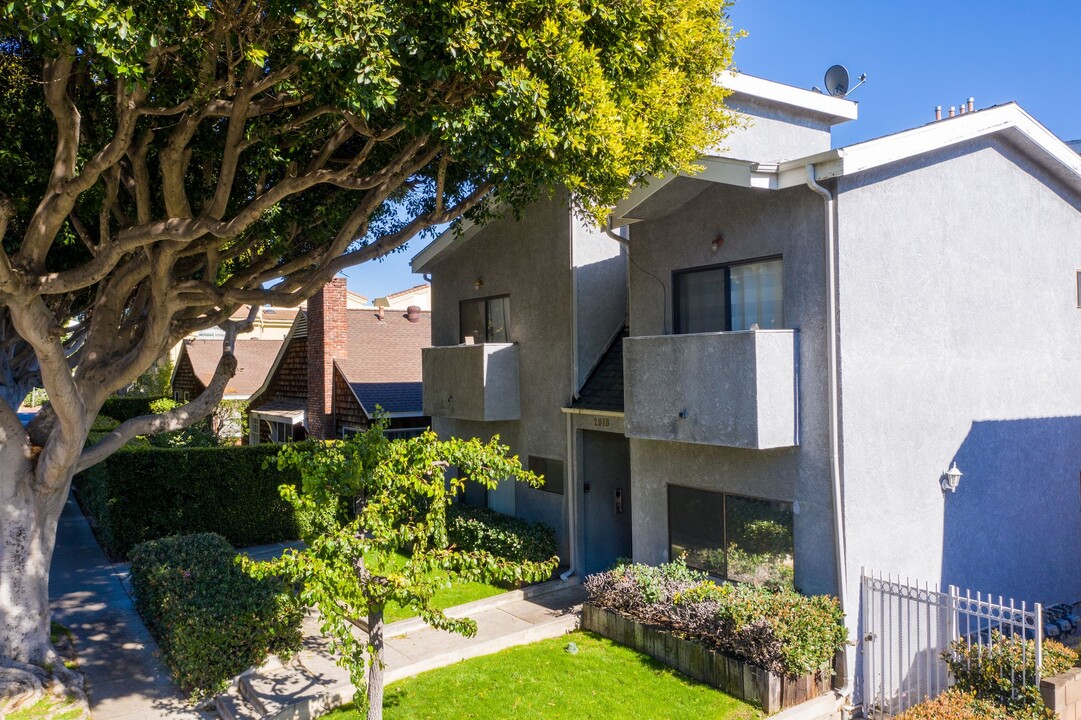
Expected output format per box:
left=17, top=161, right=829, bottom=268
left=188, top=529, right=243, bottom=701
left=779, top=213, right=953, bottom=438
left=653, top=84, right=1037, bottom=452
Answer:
left=860, top=571, right=1043, bottom=718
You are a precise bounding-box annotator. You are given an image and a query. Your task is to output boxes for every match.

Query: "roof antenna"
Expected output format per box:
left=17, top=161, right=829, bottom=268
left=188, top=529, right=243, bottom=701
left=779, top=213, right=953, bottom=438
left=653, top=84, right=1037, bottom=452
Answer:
left=812, top=65, right=868, bottom=98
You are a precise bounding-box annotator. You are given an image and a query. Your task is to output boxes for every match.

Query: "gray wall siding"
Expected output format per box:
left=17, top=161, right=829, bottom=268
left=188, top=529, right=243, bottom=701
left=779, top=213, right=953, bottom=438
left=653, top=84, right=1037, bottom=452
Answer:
left=835, top=137, right=1081, bottom=606
left=573, top=218, right=628, bottom=387
left=429, top=195, right=572, bottom=558
left=626, top=182, right=838, bottom=596
left=717, top=95, right=833, bottom=162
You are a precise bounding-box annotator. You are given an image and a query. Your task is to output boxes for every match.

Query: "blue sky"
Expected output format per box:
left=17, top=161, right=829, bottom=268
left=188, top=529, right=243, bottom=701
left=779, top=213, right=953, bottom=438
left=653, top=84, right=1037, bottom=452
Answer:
left=343, top=0, right=1081, bottom=299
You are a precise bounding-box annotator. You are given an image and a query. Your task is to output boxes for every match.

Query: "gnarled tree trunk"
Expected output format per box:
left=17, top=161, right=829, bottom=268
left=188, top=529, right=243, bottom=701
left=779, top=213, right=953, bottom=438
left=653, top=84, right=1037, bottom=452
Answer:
left=366, top=603, right=385, bottom=720
left=0, top=441, right=69, bottom=667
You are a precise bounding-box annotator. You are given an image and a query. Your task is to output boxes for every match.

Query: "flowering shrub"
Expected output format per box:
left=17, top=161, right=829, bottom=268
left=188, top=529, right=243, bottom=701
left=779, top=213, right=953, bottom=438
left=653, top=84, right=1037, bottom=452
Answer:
left=584, top=561, right=847, bottom=677
left=129, top=533, right=304, bottom=699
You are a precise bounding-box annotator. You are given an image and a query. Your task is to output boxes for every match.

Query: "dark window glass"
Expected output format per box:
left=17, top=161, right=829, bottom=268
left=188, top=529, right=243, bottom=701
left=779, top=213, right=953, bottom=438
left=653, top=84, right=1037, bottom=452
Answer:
left=725, top=495, right=794, bottom=587
left=674, top=258, right=783, bottom=333
left=460, top=296, right=511, bottom=343
left=668, top=485, right=727, bottom=576
left=529, top=456, right=565, bottom=495
left=668, top=485, right=794, bottom=587
left=675, top=268, right=726, bottom=334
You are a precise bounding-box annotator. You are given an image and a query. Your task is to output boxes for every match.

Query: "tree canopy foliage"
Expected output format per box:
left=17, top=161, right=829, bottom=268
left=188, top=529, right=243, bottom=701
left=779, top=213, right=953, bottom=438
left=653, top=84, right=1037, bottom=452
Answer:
left=0, top=0, right=739, bottom=682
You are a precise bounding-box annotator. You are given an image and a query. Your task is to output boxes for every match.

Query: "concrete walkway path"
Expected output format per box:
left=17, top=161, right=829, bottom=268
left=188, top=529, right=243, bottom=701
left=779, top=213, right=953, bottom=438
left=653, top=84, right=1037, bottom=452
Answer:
left=49, top=493, right=208, bottom=720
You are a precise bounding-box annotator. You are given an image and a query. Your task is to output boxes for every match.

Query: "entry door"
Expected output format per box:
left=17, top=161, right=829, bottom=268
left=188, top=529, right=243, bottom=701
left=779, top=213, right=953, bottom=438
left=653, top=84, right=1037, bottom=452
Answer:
left=581, top=431, right=632, bottom=575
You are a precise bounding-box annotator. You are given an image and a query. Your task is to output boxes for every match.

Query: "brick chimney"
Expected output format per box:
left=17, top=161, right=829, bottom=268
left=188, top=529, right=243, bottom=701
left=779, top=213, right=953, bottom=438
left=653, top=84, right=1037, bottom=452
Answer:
left=307, top=277, right=348, bottom=439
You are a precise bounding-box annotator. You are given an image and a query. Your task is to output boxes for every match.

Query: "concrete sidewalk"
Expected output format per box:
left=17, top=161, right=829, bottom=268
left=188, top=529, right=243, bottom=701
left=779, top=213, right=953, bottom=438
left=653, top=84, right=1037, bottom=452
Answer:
left=49, top=493, right=208, bottom=720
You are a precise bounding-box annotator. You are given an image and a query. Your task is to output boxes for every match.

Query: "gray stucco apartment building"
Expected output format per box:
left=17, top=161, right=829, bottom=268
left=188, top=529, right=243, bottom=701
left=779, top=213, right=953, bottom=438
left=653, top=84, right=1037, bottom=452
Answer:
left=413, top=72, right=1081, bottom=698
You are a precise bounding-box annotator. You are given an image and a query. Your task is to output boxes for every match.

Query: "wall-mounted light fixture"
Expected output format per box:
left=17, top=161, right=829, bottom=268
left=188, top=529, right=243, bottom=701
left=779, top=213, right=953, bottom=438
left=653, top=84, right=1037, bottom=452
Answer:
left=710, top=233, right=724, bottom=254
left=941, top=462, right=963, bottom=493
left=474, top=277, right=484, bottom=290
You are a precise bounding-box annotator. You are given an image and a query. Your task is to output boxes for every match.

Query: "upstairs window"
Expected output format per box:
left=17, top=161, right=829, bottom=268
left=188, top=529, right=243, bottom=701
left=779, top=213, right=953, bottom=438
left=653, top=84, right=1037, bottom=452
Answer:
left=674, top=257, right=783, bottom=333
left=460, top=295, right=510, bottom=344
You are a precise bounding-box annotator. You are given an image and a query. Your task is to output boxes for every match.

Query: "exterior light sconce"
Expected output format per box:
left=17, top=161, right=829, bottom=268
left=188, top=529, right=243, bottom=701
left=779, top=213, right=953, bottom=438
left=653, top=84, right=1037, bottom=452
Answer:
left=710, top=233, right=724, bottom=254
left=941, top=462, right=963, bottom=493
left=474, top=277, right=484, bottom=290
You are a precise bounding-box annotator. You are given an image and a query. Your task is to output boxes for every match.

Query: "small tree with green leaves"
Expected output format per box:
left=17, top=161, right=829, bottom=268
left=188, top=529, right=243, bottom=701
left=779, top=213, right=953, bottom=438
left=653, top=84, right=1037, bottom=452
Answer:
left=259, top=423, right=558, bottom=720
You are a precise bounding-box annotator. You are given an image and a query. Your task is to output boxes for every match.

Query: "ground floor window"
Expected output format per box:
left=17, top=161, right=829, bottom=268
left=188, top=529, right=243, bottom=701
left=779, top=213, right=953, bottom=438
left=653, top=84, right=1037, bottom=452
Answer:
left=267, top=420, right=295, bottom=444
left=667, top=485, right=794, bottom=587
left=385, top=427, right=427, bottom=440
left=528, top=456, right=565, bottom=495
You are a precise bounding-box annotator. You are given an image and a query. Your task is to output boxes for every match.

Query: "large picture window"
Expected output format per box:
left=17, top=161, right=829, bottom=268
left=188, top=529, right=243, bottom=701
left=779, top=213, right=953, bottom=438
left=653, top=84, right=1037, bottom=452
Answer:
left=674, top=257, right=783, bottom=333
left=667, top=485, right=794, bottom=587
left=460, top=295, right=510, bottom=344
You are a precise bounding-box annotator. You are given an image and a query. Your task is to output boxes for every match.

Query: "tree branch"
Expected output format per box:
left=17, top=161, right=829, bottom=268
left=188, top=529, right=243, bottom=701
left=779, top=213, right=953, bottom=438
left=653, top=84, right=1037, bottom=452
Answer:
left=75, top=306, right=258, bottom=473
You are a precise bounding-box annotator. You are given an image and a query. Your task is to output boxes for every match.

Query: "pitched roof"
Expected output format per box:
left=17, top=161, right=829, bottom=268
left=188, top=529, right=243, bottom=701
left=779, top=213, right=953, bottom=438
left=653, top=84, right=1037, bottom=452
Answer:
left=612, top=102, right=1081, bottom=226
left=573, top=328, right=627, bottom=413
left=182, top=338, right=283, bottom=397
left=334, top=309, right=431, bottom=415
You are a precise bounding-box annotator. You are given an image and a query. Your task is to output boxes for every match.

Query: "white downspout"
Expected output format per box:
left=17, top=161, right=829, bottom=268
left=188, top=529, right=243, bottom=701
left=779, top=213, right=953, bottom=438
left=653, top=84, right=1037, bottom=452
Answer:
left=570, top=215, right=581, bottom=400
left=806, top=164, right=854, bottom=714
left=559, top=411, right=577, bottom=582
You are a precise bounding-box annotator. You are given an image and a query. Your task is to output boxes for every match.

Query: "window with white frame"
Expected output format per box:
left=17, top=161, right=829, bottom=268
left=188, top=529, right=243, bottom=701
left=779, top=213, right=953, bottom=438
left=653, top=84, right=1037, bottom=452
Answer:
left=674, top=257, right=783, bottom=333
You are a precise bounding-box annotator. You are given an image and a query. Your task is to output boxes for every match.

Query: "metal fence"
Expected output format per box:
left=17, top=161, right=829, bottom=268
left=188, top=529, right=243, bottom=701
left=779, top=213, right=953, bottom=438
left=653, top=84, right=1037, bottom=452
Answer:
left=860, top=571, right=1043, bottom=718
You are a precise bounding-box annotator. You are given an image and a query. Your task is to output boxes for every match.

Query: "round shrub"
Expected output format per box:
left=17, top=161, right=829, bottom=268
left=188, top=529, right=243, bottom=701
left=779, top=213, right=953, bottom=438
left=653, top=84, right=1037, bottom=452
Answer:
left=129, top=533, right=304, bottom=699
left=896, top=689, right=1019, bottom=720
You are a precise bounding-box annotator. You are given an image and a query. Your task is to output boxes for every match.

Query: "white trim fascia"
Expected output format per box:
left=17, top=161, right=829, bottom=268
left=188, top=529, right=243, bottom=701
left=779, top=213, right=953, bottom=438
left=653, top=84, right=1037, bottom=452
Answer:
left=410, top=217, right=481, bottom=274
left=411, top=201, right=512, bottom=273
left=559, top=407, right=625, bottom=417
left=719, top=72, right=859, bottom=125
left=775, top=104, right=1081, bottom=189
left=611, top=157, right=766, bottom=227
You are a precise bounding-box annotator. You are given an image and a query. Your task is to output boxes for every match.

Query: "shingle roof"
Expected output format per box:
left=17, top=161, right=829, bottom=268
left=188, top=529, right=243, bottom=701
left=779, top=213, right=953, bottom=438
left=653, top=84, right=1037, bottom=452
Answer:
left=572, top=328, right=627, bottom=413
left=183, top=338, right=283, bottom=397
left=350, top=382, right=423, bottom=415
left=334, top=309, right=431, bottom=415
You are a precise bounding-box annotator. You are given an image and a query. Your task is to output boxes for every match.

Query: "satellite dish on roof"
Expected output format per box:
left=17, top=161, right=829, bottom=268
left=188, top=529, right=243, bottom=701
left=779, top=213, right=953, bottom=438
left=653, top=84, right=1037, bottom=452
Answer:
left=824, top=65, right=850, bottom=98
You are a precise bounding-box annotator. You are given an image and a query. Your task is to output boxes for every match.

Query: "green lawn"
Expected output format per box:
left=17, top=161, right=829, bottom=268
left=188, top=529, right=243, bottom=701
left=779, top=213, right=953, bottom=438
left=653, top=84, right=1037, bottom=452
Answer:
left=322, top=632, right=763, bottom=720
left=379, top=552, right=509, bottom=625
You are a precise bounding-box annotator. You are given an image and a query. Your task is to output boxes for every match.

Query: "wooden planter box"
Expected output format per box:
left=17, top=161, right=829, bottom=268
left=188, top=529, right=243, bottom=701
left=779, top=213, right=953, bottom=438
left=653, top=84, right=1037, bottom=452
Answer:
left=582, top=604, right=830, bottom=714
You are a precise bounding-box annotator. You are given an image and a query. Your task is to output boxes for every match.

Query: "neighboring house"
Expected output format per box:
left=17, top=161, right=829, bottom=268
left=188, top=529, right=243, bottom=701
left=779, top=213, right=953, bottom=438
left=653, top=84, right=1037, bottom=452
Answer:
left=170, top=337, right=282, bottom=438
left=247, top=277, right=432, bottom=444
left=413, top=192, right=629, bottom=564
left=416, top=72, right=1081, bottom=703
left=373, top=283, right=431, bottom=311
left=172, top=338, right=283, bottom=403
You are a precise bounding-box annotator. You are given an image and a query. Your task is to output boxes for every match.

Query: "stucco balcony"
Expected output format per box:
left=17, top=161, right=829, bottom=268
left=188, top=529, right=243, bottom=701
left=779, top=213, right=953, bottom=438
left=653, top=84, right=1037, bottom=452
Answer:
left=623, top=329, right=798, bottom=449
left=422, top=343, right=521, bottom=422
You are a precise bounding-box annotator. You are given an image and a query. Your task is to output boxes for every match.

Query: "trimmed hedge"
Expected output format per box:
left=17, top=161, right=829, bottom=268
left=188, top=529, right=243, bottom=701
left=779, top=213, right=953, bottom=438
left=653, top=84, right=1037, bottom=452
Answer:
left=74, top=444, right=306, bottom=559
left=447, top=504, right=558, bottom=564
left=99, top=396, right=167, bottom=422
left=129, top=533, right=303, bottom=699
left=896, top=689, right=1017, bottom=720
left=584, top=561, right=847, bottom=678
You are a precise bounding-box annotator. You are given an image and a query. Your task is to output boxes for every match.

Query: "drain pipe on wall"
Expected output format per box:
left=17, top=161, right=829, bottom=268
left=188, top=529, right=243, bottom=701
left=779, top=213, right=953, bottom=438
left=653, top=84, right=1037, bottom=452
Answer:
left=560, top=411, right=577, bottom=582
left=806, top=164, right=854, bottom=715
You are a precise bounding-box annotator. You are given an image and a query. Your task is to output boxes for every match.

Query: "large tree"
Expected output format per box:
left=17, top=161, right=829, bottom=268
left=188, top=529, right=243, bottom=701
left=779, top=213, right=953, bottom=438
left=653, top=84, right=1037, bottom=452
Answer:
left=0, top=0, right=738, bottom=696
